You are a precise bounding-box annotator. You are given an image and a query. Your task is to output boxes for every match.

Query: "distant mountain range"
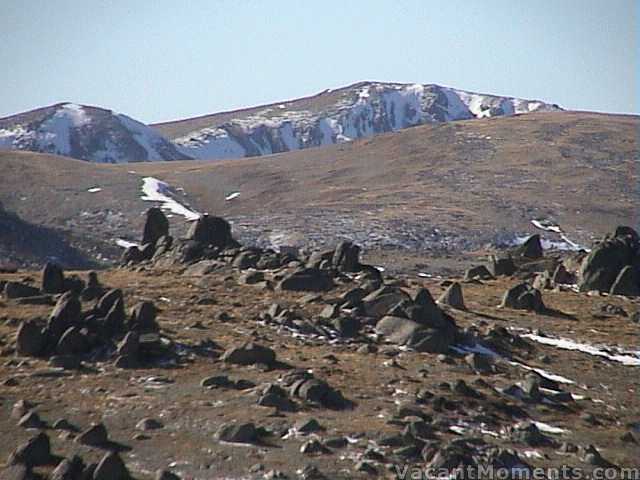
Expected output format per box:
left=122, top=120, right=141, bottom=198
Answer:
left=0, top=82, right=561, bottom=163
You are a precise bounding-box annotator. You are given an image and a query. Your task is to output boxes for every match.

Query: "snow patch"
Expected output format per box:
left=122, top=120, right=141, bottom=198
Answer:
left=225, top=192, right=240, bottom=201
left=140, top=177, right=201, bottom=220
left=521, top=333, right=640, bottom=367
left=533, top=421, right=568, bottom=434
left=116, top=239, right=139, bottom=249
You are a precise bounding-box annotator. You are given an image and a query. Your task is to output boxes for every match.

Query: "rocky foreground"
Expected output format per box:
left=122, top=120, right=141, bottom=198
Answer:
left=0, top=210, right=639, bottom=479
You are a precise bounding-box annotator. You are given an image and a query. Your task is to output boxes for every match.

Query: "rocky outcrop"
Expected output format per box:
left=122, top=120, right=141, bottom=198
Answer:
left=578, top=226, right=640, bottom=295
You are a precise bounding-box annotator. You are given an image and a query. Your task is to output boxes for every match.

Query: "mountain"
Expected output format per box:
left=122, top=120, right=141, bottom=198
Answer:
left=0, top=82, right=562, bottom=163
left=0, top=103, right=191, bottom=163
left=154, top=81, right=562, bottom=160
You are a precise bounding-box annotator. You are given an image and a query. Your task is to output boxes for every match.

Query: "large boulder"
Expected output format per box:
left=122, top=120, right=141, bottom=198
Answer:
left=129, top=301, right=159, bottom=332
left=610, top=265, right=640, bottom=297
left=4, top=282, right=40, bottom=299
left=16, top=320, right=46, bottom=356
left=56, top=326, right=90, bottom=356
left=362, top=286, right=412, bottom=318
left=121, top=245, right=144, bottom=265
left=376, top=316, right=454, bottom=353
left=41, top=262, right=65, bottom=294
left=332, top=241, right=361, bottom=272
left=578, top=230, right=637, bottom=292
left=277, top=268, right=334, bottom=292
left=488, top=255, right=516, bottom=276
left=93, top=452, right=131, bottom=480
left=464, top=265, right=494, bottom=281
left=515, top=234, right=543, bottom=259
left=500, top=283, right=545, bottom=312
left=437, top=282, right=465, bottom=310
left=221, top=342, right=276, bottom=366
left=96, top=289, right=124, bottom=316
left=8, top=432, right=52, bottom=467
left=47, top=292, right=81, bottom=340
left=186, top=214, right=237, bottom=249
left=142, top=207, right=169, bottom=247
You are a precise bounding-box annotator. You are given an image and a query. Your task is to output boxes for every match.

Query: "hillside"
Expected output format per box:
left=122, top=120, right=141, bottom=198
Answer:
left=153, top=81, right=561, bottom=160
left=0, top=111, right=637, bottom=270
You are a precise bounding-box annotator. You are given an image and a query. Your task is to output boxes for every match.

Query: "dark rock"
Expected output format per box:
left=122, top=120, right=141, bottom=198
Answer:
left=75, top=423, right=108, bottom=446
left=610, top=265, right=640, bottom=297
left=117, top=332, right=139, bottom=357
left=49, top=355, right=81, bottom=370
left=136, top=418, right=163, bottom=431
left=56, top=327, right=89, bottom=356
left=48, top=292, right=81, bottom=340
left=332, top=241, right=361, bottom=272
left=292, top=378, right=348, bottom=409
left=238, top=270, right=265, bottom=285
left=221, top=342, right=276, bottom=366
left=516, top=234, right=543, bottom=259
left=93, top=452, right=131, bottom=480
left=8, top=432, right=51, bottom=467
left=16, top=321, right=45, bottom=357
left=331, top=316, right=360, bottom=337
left=579, top=233, right=635, bottom=292
left=41, top=262, right=65, bottom=294
left=488, top=255, right=516, bottom=276
left=500, top=283, right=545, bottom=312
left=139, top=243, right=156, bottom=261
left=104, top=298, right=126, bottom=334
left=52, top=419, right=77, bottom=431
left=437, top=282, right=465, bottom=309
left=4, top=282, right=40, bottom=299
left=464, top=265, right=494, bottom=281
left=552, top=264, right=574, bottom=284
left=121, top=246, right=144, bottom=265
left=80, top=271, right=104, bottom=302
left=142, top=207, right=169, bottom=247
left=129, top=301, right=158, bottom=332
left=294, top=418, right=323, bottom=434
left=186, top=214, right=237, bottom=249
left=300, top=439, right=330, bottom=455
left=96, top=289, right=124, bottom=317
left=18, top=411, right=45, bottom=429
left=232, top=250, right=260, bottom=270
left=465, top=353, right=494, bottom=374
left=215, top=422, right=258, bottom=444
left=113, top=355, right=138, bottom=369
left=15, top=295, right=55, bottom=306
left=155, top=470, right=181, bottom=480
left=376, top=316, right=454, bottom=353
left=510, top=423, right=553, bottom=447
left=277, top=268, right=334, bottom=292
left=362, top=287, right=412, bottom=318
left=50, top=455, right=85, bottom=480
left=324, top=436, right=348, bottom=449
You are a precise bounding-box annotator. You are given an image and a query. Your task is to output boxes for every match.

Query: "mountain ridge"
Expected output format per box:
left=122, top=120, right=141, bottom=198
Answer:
left=0, top=81, right=563, bottom=163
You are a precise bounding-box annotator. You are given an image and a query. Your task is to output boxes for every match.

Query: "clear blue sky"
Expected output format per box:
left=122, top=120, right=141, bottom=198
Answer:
left=1, top=0, right=637, bottom=122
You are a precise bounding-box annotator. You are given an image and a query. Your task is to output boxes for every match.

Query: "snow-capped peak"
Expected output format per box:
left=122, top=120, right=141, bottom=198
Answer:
left=0, top=103, right=191, bottom=163
left=167, top=81, right=561, bottom=161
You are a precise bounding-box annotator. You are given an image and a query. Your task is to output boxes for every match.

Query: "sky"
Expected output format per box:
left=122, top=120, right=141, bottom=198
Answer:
left=0, top=0, right=637, bottom=123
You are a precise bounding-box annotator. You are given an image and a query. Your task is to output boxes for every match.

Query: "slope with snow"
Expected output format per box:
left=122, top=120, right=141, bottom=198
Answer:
left=0, top=103, right=191, bottom=163
left=168, top=82, right=561, bottom=160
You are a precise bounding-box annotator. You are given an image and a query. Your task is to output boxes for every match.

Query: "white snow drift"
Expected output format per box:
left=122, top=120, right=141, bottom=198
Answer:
left=140, top=177, right=200, bottom=220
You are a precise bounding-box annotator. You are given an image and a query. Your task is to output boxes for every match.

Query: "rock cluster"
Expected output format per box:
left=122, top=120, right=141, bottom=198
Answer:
left=9, top=266, right=168, bottom=370
left=578, top=226, right=640, bottom=295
